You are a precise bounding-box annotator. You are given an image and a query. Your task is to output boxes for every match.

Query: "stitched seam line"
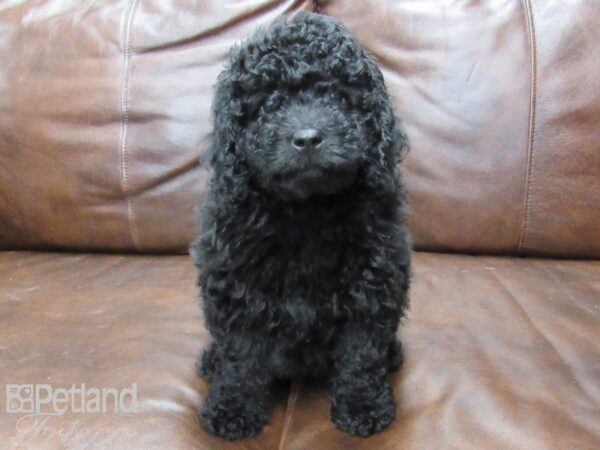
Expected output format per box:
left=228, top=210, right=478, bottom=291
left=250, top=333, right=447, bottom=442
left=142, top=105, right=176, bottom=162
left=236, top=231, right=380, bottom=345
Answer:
left=518, top=0, right=538, bottom=253
left=120, top=0, right=141, bottom=251
left=277, top=380, right=301, bottom=450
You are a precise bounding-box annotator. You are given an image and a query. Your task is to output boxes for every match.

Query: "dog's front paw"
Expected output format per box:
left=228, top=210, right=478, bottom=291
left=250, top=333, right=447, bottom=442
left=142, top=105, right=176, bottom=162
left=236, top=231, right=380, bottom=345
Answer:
left=331, top=388, right=395, bottom=437
left=200, top=387, right=267, bottom=440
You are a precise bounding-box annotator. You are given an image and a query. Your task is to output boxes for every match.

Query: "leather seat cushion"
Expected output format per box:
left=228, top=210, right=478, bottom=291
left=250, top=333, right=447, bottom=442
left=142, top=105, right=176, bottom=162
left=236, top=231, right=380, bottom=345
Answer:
left=1, top=252, right=598, bottom=448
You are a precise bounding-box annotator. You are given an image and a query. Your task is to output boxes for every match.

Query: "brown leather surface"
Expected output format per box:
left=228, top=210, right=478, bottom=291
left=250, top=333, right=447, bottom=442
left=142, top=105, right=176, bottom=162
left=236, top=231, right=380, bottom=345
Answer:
left=0, top=0, right=312, bottom=253
left=281, top=252, right=600, bottom=449
left=2, top=1, right=599, bottom=257
left=0, top=251, right=288, bottom=449
left=2, top=3, right=599, bottom=448
left=2, top=251, right=599, bottom=449
left=519, top=1, right=600, bottom=257
left=320, top=0, right=600, bottom=258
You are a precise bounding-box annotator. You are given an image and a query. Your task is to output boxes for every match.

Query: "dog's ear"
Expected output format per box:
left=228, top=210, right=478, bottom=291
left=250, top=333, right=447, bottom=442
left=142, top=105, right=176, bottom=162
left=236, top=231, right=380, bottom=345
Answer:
left=373, top=106, right=408, bottom=169
left=389, top=115, right=409, bottom=164
left=207, top=53, right=256, bottom=201
left=360, top=54, right=409, bottom=194
left=208, top=69, right=240, bottom=172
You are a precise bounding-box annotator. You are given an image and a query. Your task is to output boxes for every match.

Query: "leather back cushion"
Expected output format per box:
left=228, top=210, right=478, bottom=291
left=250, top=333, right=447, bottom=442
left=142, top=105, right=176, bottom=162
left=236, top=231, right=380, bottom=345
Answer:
left=1, top=0, right=599, bottom=257
left=321, top=0, right=600, bottom=258
left=0, top=0, right=312, bottom=252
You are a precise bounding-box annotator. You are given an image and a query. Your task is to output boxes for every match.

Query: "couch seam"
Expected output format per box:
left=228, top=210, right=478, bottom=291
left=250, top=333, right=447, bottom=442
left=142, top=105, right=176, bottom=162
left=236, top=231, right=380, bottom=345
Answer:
left=119, top=0, right=141, bottom=251
left=277, top=380, right=301, bottom=450
left=517, top=0, right=538, bottom=254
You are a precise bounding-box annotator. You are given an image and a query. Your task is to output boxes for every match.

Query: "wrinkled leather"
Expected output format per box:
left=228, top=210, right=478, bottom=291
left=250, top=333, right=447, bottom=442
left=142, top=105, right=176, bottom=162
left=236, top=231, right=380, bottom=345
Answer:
left=0, top=0, right=312, bottom=253
left=1, top=252, right=599, bottom=448
left=0, top=252, right=289, bottom=449
left=320, top=0, right=600, bottom=257
left=2, top=1, right=600, bottom=256
left=280, top=253, right=600, bottom=449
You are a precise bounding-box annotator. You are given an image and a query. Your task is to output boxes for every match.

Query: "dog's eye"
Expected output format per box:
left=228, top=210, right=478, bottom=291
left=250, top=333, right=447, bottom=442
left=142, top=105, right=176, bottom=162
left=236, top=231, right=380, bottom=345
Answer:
left=243, top=93, right=264, bottom=118
left=329, top=90, right=350, bottom=106
left=264, top=92, right=284, bottom=112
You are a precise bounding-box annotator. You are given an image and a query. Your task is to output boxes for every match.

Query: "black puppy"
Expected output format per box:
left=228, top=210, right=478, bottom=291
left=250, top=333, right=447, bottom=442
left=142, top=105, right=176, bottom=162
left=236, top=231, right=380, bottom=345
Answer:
left=191, top=12, right=410, bottom=440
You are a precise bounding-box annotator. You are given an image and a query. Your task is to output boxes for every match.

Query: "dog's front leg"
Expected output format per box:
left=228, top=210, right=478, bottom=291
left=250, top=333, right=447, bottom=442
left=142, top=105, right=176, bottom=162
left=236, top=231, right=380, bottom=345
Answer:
left=330, top=322, right=396, bottom=436
left=199, top=334, right=271, bottom=440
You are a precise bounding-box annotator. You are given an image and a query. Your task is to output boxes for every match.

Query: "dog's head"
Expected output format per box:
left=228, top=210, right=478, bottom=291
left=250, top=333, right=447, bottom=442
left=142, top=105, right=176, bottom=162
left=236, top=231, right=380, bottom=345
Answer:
left=210, top=12, right=406, bottom=201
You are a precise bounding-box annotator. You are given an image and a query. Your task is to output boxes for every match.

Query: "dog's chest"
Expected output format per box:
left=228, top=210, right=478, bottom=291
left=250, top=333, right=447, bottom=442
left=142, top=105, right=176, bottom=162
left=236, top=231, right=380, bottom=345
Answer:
left=215, top=201, right=371, bottom=335
left=253, top=223, right=360, bottom=332
left=268, top=217, right=354, bottom=286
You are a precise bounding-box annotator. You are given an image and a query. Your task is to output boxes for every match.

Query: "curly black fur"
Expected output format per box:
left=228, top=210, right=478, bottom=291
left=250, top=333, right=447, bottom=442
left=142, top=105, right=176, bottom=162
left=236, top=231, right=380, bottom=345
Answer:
left=191, top=12, right=411, bottom=440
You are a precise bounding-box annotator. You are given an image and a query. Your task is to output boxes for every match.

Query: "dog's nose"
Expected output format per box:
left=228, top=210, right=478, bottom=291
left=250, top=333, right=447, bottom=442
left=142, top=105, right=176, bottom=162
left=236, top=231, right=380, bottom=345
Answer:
left=292, top=128, right=323, bottom=150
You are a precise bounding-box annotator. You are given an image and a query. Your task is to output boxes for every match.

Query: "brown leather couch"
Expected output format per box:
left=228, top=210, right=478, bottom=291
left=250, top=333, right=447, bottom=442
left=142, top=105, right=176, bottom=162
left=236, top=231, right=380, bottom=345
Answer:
left=1, top=1, right=599, bottom=449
